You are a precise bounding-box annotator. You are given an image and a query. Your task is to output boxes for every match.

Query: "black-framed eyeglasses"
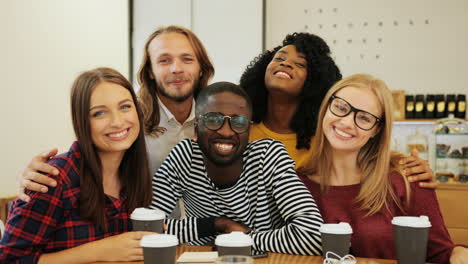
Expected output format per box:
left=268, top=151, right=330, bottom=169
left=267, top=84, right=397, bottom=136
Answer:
left=197, top=112, right=253, bottom=133
left=328, top=95, right=383, bottom=131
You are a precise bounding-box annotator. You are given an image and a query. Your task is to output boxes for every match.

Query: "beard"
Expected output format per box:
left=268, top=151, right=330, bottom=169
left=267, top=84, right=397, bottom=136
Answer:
left=155, top=78, right=199, bottom=103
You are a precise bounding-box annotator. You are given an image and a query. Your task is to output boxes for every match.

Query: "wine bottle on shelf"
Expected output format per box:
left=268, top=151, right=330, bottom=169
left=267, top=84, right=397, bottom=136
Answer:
left=456, top=94, right=466, bottom=119
left=425, top=94, right=435, bottom=119
left=414, top=94, right=425, bottom=119
left=405, top=95, right=415, bottom=119
left=435, top=94, right=446, bottom=118
left=446, top=94, right=457, bottom=117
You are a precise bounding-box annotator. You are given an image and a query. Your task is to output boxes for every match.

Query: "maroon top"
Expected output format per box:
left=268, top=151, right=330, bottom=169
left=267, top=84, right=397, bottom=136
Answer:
left=300, top=172, right=455, bottom=263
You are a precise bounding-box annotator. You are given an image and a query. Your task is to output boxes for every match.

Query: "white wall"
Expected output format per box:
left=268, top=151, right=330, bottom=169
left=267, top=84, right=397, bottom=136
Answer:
left=191, top=0, right=263, bottom=83
left=266, top=0, right=468, bottom=95
left=0, top=0, right=129, bottom=196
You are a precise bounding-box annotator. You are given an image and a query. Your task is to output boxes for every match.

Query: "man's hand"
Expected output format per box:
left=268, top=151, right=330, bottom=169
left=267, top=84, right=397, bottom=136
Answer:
left=214, top=217, right=251, bottom=233
left=399, top=148, right=437, bottom=189
left=18, top=148, right=60, bottom=202
left=450, top=246, right=468, bottom=264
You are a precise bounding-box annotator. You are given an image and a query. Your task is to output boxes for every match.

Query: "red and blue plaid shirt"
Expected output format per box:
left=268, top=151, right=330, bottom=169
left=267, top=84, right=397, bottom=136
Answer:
left=0, top=142, right=131, bottom=263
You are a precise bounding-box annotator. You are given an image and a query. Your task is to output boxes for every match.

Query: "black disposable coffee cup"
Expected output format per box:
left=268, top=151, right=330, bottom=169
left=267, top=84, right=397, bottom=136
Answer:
left=215, top=232, right=253, bottom=256
left=392, top=216, right=431, bottom=264
left=131, top=207, right=165, bottom=233
left=319, top=222, right=353, bottom=259
left=140, top=234, right=178, bottom=264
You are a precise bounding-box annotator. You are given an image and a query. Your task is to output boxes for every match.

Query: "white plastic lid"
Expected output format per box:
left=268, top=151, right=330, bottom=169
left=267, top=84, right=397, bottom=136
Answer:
left=130, top=207, right=165, bottom=221
left=215, top=232, right=253, bottom=247
left=319, top=222, right=353, bottom=234
left=140, top=234, right=179, bottom=247
left=392, top=216, right=432, bottom=228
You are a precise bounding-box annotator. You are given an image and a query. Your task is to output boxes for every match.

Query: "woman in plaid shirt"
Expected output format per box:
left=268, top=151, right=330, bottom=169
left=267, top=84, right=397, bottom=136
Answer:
left=0, top=68, right=153, bottom=263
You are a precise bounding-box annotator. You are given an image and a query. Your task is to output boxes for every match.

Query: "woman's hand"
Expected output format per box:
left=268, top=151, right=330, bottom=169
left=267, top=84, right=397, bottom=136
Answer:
left=399, top=148, right=437, bottom=189
left=92, top=231, right=155, bottom=262
left=18, top=148, right=59, bottom=202
left=450, top=246, right=468, bottom=264
left=38, top=231, right=155, bottom=264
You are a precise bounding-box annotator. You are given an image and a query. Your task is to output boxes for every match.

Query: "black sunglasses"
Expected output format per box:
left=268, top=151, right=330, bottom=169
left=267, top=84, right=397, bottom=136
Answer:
left=197, top=112, right=252, bottom=133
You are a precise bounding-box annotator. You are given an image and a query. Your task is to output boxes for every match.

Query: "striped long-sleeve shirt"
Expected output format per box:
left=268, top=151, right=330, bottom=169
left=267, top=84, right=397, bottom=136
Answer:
left=151, top=138, right=323, bottom=255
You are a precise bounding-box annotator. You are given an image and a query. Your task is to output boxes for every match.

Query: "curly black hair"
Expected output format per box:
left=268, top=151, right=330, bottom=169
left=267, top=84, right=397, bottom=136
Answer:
left=240, top=32, right=342, bottom=150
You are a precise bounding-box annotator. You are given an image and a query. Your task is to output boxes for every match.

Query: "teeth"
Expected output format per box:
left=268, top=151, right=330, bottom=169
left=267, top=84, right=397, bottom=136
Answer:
left=334, top=128, right=352, bottom=138
left=214, top=143, right=233, bottom=152
left=109, top=129, right=128, bottom=138
left=275, top=71, right=291, bottom=79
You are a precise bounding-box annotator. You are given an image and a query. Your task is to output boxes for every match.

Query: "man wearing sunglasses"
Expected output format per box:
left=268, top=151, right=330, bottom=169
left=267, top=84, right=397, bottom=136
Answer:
left=151, top=81, right=323, bottom=256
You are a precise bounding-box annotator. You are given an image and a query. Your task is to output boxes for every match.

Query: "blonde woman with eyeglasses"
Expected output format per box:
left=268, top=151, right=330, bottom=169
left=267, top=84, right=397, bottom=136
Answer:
left=300, top=74, right=468, bottom=263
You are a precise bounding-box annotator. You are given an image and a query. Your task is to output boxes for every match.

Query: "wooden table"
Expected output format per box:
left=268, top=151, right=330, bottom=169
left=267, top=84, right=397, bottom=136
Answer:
left=99, top=245, right=401, bottom=264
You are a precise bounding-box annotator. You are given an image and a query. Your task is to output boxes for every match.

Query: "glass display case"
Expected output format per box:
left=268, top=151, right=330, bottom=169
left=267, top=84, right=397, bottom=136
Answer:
left=406, top=129, right=429, bottom=160
left=392, top=118, right=468, bottom=244
left=434, top=115, right=468, bottom=183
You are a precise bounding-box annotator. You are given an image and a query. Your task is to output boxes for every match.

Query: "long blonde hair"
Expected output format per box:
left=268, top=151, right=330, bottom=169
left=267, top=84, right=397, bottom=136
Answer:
left=310, top=74, right=409, bottom=216
left=137, top=25, right=215, bottom=136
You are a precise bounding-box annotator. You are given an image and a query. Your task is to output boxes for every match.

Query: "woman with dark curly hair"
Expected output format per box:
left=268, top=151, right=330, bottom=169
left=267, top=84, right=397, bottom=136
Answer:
left=240, top=32, right=341, bottom=170
left=240, top=32, right=436, bottom=187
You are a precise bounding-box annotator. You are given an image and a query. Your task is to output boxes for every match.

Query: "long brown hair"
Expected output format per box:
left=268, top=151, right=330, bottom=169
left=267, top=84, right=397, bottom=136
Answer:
left=137, top=25, right=215, bottom=136
left=309, top=74, right=409, bottom=216
left=70, top=67, right=152, bottom=229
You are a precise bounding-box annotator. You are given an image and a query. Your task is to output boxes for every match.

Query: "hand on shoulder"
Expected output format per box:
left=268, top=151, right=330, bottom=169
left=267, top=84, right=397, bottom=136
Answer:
left=18, top=148, right=59, bottom=202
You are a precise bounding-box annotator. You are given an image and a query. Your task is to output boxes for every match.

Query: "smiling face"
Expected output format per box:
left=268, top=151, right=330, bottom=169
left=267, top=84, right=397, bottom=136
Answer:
left=196, top=92, right=251, bottom=166
left=323, top=86, right=383, bottom=153
left=148, top=32, right=201, bottom=102
left=264, top=45, right=308, bottom=97
left=89, top=82, right=140, bottom=155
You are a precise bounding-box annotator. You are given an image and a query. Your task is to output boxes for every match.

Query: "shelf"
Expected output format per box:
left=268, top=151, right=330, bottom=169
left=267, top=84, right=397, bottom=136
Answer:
left=393, top=119, right=467, bottom=125
left=435, top=133, right=468, bottom=136
left=394, top=120, right=436, bottom=125
left=436, top=157, right=467, bottom=160
left=437, top=183, right=468, bottom=190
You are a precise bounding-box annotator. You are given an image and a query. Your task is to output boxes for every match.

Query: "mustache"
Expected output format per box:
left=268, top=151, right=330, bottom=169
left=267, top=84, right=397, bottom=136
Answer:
left=167, top=76, right=191, bottom=82
left=211, top=137, right=238, bottom=144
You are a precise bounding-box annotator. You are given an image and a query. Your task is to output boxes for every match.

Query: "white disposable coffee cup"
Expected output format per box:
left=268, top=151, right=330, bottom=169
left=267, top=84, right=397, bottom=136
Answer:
left=131, top=207, right=165, bottom=233
left=392, top=216, right=431, bottom=264
left=215, top=232, right=253, bottom=256
left=319, top=222, right=353, bottom=258
left=140, top=234, right=178, bottom=264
